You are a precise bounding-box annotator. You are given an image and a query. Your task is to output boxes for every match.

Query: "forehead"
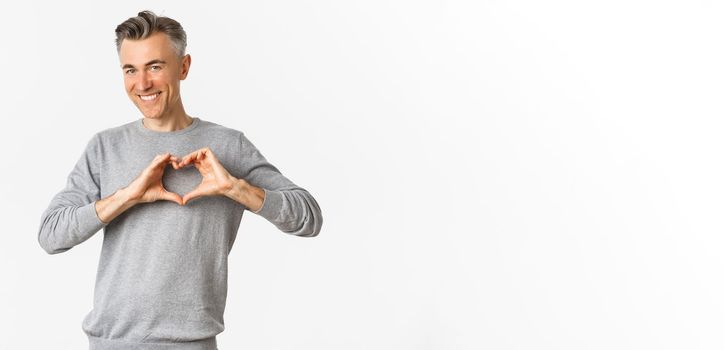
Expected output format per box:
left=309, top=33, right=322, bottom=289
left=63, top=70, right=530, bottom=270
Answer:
left=119, top=32, right=176, bottom=64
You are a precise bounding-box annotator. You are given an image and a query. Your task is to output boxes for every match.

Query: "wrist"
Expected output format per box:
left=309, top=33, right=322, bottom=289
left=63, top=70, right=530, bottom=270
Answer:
left=223, top=176, right=243, bottom=198
left=225, top=178, right=264, bottom=212
left=117, top=186, right=140, bottom=207
left=95, top=186, right=139, bottom=224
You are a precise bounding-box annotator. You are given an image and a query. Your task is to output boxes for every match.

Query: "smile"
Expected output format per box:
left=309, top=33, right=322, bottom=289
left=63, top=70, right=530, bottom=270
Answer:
left=139, top=92, right=161, bottom=101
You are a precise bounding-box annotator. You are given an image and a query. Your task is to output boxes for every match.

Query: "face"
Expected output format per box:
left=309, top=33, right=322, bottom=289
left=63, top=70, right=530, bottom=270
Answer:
left=119, top=32, right=191, bottom=120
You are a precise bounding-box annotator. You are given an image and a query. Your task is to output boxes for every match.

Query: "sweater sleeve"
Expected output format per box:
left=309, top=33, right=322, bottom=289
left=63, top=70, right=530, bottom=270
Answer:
left=38, top=134, right=108, bottom=254
left=238, top=132, right=323, bottom=237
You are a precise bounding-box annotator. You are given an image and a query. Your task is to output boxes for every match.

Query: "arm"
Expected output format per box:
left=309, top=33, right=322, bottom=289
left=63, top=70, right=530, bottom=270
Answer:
left=94, top=188, right=138, bottom=224
left=235, top=132, right=323, bottom=237
left=176, top=134, right=323, bottom=237
left=95, top=151, right=184, bottom=223
left=224, top=180, right=265, bottom=213
left=38, top=188, right=138, bottom=255
left=38, top=134, right=108, bottom=254
left=38, top=136, right=183, bottom=254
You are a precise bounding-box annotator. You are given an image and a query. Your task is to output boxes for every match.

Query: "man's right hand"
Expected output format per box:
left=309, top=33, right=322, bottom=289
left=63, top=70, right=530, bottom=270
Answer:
left=124, top=152, right=183, bottom=205
left=95, top=153, right=182, bottom=224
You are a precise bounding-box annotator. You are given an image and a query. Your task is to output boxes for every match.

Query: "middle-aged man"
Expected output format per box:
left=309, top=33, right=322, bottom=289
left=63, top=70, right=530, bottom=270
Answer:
left=37, top=10, right=323, bottom=349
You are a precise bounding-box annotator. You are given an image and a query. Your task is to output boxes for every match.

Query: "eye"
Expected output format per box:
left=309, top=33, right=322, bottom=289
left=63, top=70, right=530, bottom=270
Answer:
left=125, top=68, right=136, bottom=75
left=150, top=65, right=162, bottom=72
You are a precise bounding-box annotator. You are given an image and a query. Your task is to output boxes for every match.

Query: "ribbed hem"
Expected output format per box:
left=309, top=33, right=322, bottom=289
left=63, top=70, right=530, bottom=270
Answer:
left=88, top=335, right=217, bottom=350
left=252, top=188, right=283, bottom=221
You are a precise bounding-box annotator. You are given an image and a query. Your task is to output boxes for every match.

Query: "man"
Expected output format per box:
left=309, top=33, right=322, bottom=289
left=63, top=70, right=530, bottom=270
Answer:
left=37, top=10, right=323, bottom=350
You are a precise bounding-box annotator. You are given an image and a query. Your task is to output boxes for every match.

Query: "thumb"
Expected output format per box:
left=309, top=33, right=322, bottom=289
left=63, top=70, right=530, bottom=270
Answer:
left=160, top=190, right=183, bottom=206
left=182, top=187, right=205, bottom=206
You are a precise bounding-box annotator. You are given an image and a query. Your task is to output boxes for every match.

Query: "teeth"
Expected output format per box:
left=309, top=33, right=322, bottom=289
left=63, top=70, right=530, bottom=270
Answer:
left=140, top=93, right=159, bottom=101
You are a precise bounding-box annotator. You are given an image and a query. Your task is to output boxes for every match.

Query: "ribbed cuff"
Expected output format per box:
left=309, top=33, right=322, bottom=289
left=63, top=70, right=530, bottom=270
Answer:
left=77, top=201, right=109, bottom=233
left=252, top=188, right=283, bottom=221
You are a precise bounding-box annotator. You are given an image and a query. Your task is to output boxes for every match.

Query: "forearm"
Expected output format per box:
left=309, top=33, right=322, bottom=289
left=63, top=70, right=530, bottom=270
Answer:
left=235, top=131, right=322, bottom=236
left=94, top=188, right=139, bottom=224
left=227, top=177, right=322, bottom=237
left=224, top=177, right=265, bottom=212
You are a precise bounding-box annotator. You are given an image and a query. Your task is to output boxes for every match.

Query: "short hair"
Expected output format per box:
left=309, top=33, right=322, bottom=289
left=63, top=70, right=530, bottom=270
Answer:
left=115, top=10, right=187, bottom=57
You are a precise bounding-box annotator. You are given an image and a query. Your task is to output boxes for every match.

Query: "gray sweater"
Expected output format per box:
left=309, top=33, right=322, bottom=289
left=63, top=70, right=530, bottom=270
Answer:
left=38, top=117, right=323, bottom=349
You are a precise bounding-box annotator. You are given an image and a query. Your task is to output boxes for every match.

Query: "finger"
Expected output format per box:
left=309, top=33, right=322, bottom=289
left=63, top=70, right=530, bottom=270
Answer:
left=142, top=153, right=168, bottom=174
left=202, top=148, right=217, bottom=160
left=179, top=151, right=200, bottom=167
left=196, top=147, right=211, bottom=161
left=179, top=147, right=214, bottom=168
left=151, top=152, right=172, bottom=168
left=199, top=148, right=229, bottom=175
left=156, top=152, right=171, bottom=162
left=169, top=156, right=181, bottom=169
left=161, top=154, right=177, bottom=165
left=160, top=155, right=179, bottom=170
left=185, top=150, right=202, bottom=165
left=207, top=152, right=229, bottom=174
left=160, top=190, right=183, bottom=205
left=182, top=187, right=205, bottom=205
left=181, top=149, right=206, bottom=168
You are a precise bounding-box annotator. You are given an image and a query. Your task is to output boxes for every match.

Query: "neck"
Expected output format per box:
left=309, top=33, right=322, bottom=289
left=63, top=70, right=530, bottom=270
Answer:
left=141, top=103, right=193, bottom=132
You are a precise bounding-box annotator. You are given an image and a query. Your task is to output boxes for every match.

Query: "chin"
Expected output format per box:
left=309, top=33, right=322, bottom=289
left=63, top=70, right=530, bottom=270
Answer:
left=139, top=108, right=162, bottom=119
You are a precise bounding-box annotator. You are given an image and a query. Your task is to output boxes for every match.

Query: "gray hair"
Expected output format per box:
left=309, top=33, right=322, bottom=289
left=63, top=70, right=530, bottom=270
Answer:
left=115, top=10, right=187, bottom=57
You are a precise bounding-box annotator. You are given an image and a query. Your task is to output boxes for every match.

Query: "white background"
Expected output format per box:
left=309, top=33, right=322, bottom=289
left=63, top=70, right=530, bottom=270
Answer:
left=1, top=1, right=722, bottom=349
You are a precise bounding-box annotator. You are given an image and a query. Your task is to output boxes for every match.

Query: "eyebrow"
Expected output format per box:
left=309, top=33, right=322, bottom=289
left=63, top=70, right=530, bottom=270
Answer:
left=121, top=59, right=167, bottom=70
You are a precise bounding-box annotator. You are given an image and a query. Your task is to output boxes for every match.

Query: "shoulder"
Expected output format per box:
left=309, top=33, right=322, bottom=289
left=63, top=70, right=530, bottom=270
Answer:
left=196, top=118, right=246, bottom=140
left=92, top=119, right=136, bottom=144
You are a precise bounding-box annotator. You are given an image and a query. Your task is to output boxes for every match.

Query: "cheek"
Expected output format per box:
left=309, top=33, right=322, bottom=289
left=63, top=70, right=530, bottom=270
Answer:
left=124, top=80, right=134, bottom=92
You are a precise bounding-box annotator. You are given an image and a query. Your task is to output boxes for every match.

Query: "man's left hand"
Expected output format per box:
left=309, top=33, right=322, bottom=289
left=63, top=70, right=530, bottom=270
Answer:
left=174, top=147, right=237, bottom=205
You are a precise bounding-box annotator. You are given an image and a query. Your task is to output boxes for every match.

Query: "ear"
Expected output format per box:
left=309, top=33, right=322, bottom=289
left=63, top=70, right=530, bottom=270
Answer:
left=180, top=54, right=191, bottom=80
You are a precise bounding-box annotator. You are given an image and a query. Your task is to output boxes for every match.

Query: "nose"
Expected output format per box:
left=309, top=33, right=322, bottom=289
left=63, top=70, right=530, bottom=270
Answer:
left=137, top=70, right=153, bottom=91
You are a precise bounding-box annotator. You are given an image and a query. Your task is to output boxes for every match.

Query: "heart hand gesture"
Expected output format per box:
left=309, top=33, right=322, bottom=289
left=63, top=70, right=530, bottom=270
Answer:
left=174, top=147, right=238, bottom=205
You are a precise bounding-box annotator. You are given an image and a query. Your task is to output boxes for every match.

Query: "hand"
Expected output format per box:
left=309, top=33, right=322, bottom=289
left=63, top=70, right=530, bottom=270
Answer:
left=123, top=152, right=184, bottom=205
left=175, top=147, right=237, bottom=205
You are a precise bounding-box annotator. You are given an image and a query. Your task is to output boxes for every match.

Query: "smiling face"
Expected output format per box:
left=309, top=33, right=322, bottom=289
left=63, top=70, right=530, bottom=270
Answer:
left=119, top=31, right=191, bottom=120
